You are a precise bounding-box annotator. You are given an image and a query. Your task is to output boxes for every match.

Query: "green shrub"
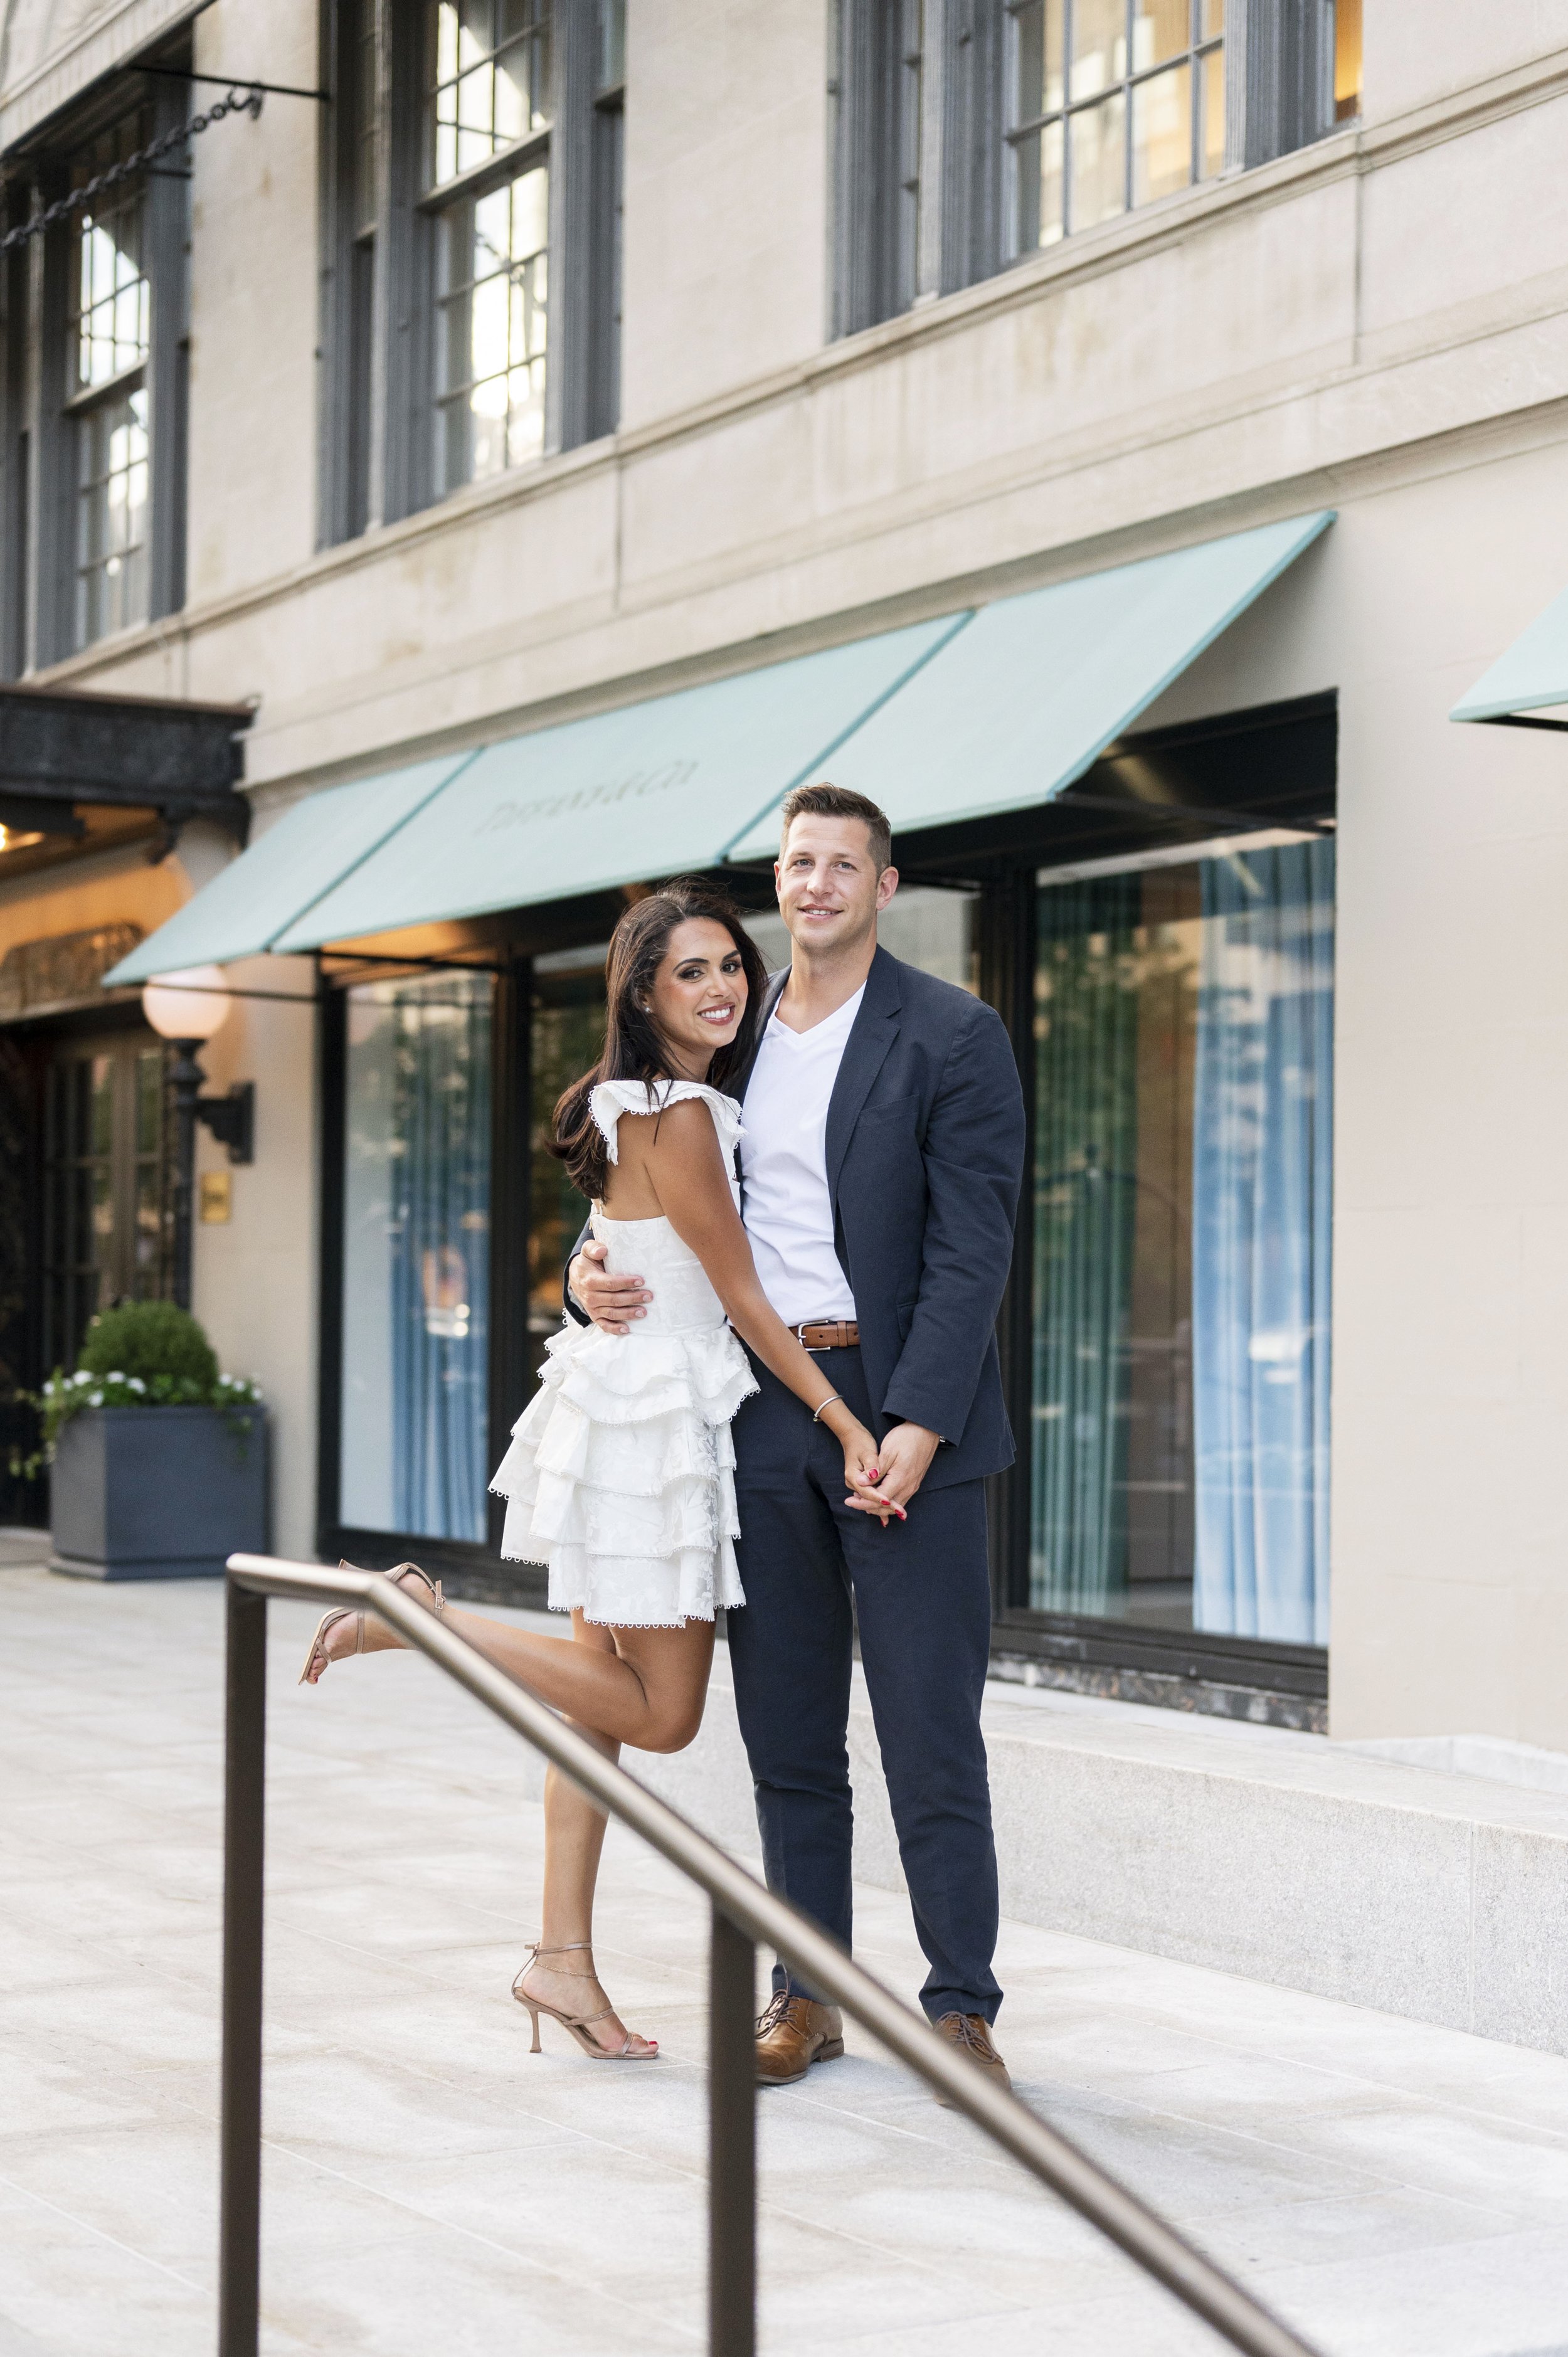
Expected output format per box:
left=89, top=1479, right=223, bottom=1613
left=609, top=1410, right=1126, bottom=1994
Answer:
left=77, top=1300, right=219, bottom=1389
left=6, top=1301, right=263, bottom=1477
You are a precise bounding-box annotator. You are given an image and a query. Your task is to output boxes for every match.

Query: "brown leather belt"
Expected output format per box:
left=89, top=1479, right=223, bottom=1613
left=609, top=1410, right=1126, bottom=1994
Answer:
left=790, top=1320, right=860, bottom=1350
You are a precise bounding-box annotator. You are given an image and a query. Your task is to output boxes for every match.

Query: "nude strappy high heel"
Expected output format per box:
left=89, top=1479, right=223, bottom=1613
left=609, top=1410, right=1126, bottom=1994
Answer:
left=297, top=1561, right=445, bottom=1685
left=511, top=1942, right=658, bottom=2061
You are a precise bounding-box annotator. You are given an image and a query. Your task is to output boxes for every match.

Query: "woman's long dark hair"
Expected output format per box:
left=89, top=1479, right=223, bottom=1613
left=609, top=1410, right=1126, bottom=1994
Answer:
left=551, top=879, right=770, bottom=1199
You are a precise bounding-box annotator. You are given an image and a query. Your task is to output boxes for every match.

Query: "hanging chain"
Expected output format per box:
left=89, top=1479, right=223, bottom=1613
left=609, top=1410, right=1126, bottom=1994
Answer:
left=0, top=84, right=265, bottom=255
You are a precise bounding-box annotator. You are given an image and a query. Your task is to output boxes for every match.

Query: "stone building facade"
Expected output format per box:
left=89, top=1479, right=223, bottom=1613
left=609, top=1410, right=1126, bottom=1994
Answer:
left=4, top=0, right=1568, bottom=1746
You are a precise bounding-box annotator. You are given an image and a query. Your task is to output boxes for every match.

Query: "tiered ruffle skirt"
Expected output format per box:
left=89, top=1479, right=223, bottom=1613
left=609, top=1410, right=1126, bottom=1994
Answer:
left=491, top=1320, right=756, bottom=1627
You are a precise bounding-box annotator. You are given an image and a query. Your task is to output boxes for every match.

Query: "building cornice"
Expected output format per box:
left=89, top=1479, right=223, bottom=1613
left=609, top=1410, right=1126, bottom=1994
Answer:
left=32, top=38, right=1568, bottom=765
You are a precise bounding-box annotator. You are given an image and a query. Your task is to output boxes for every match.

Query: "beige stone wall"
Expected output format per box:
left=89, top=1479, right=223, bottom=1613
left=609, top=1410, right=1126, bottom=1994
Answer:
left=184, top=1, right=322, bottom=615
left=189, top=939, right=319, bottom=1564
left=20, top=2, right=1568, bottom=1734
left=619, top=0, right=830, bottom=426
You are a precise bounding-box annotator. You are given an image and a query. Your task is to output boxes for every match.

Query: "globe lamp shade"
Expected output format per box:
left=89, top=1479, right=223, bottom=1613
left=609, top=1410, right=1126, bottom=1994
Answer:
left=142, top=966, right=232, bottom=1043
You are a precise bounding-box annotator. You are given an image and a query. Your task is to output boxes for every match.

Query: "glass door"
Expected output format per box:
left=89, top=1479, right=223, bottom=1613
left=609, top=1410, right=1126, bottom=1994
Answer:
left=42, top=1032, right=171, bottom=1372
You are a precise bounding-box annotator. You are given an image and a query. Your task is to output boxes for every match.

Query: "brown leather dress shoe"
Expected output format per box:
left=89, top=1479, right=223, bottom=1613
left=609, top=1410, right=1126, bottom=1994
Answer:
left=755, top=1991, right=845, bottom=2085
left=931, top=2012, right=1010, bottom=2106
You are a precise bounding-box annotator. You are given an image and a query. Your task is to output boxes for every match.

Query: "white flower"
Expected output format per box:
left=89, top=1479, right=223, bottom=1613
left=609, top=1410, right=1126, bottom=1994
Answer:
left=88, top=1392, right=103, bottom=1407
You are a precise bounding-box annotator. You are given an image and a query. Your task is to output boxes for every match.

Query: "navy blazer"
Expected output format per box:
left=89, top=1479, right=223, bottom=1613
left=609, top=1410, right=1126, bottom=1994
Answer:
left=566, top=945, right=1026, bottom=1490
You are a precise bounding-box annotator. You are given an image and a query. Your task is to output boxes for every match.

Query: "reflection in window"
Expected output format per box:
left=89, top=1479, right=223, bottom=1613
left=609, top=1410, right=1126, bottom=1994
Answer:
left=1334, top=0, right=1362, bottom=122
left=68, top=114, right=152, bottom=646
left=1005, top=0, right=1224, bottom=252
left=529, top=945, right=607, bottom=1373
left=77, top=389, right=149, bottom=645
left=435, top=163, right=549, bottom=487
left=743, top=886, right=979, bottom=995
left=431, top=0, right=552, bottom=188
left=77, top=206, right=149, bottom=389
left=339, top=972, right=494, bottom=1541
left=1030, top=839, right=1332, bottom=1645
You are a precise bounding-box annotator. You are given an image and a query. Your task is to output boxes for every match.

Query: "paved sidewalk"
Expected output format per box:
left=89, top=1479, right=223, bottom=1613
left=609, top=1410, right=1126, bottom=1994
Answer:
left=4, top=1557, right=1568, bottom=2357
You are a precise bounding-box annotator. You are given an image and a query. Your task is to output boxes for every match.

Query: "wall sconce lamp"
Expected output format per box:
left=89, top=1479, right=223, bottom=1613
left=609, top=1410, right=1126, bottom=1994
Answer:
left=142, top=966, right=255, bottom=1311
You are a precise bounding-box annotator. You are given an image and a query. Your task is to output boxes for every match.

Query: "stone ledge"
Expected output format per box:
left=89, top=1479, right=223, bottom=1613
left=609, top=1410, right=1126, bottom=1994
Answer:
left=613, top=1638, right=1568, bottom=2059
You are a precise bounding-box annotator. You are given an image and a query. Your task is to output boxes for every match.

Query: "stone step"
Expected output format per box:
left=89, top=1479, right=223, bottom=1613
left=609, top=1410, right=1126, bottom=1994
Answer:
left=606, top=1630, right=1568, bottom=2060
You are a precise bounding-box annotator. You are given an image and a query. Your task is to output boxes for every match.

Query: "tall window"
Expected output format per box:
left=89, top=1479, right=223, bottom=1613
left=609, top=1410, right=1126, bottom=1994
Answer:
left=1030, top=834, right=1333, bottom=1646
left=322, top=0, right=623, bottom=536
left=834, top=0, right=1348, bottom=329
left=836, top=0, right=926, bottom=334
left=68, top=114, right=152, bottom=646
left=339, top=970, right=494, bottom=1542
left=428, top=0, right=553, bottom=490
left=1005, top=0, right=1224, bottom=253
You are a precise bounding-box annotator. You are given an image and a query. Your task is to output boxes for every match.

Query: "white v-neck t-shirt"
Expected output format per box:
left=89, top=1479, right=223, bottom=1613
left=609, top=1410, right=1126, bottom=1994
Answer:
left=740, top=985, right=864, bottom=1327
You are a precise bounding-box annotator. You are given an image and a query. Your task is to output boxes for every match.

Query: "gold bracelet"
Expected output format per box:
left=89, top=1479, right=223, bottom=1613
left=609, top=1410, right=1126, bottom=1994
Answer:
left=812, top=1394, right=842, bottom=1424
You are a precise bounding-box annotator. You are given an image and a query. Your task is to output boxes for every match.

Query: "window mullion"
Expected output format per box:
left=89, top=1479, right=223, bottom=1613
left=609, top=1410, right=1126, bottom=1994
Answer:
left=375, top=0, right=426, bottom=526
left=144, top=72, right=188, bottom=623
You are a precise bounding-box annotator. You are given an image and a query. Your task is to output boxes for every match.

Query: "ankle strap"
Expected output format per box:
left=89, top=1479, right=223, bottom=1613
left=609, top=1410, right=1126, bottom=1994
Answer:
left=527, top=1941, right=592, bottom=1958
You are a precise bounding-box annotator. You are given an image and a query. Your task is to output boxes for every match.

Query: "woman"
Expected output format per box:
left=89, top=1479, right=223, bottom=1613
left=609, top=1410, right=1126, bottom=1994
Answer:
left=300, top=879, right=892, bottom=2061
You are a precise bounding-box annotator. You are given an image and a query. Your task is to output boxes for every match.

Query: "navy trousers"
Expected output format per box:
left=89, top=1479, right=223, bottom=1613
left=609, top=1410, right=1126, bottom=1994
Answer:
left=725, top=1346, right=1002, bottom=2024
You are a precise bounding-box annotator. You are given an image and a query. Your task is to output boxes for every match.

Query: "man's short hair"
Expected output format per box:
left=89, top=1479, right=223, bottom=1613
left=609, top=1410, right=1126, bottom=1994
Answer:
left=778, top=782, right=893, bottom=874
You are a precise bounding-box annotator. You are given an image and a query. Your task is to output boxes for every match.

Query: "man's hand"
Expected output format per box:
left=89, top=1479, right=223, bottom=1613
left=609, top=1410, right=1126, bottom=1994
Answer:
left=569, top=1241, right=653, bottom=1336
left=854, top=1421, right=940, bottom=1514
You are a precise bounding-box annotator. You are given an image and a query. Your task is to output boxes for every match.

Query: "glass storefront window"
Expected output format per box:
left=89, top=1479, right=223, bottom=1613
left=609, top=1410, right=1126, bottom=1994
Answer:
left=528, top=944, right=608, bottom=1370
left=743, top=884, right=980, bottom=993
left=1030, top=835, right=1333, bottom=1645
left=339, top=971, right=494, bottom=1541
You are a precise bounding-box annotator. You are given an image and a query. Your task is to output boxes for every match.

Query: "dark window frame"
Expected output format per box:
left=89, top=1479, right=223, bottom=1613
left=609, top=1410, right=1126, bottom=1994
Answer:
left=0, top=60, right=189, bottom=675
left=914, top=693, right=1337, bottom=1705
left=834, top=0, right=1349, bottom=336
left=319, top=0, right=624, bottom=549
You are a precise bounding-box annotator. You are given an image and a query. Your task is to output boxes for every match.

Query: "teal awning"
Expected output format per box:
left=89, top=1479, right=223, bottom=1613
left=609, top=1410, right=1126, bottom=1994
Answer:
left=723, top=512, right=1334, bottom=858
left=103, top=755, right=474, bottom=985
left=1451, top=583, right=1568, bottom=726
left=112, top=509, right=1332, bottom=978
left=272, top=620, right=963, bottom=951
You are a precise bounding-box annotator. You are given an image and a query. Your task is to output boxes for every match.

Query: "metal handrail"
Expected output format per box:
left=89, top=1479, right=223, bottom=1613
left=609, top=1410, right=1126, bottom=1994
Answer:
left=220, top=1555, right=1322, bottom=2357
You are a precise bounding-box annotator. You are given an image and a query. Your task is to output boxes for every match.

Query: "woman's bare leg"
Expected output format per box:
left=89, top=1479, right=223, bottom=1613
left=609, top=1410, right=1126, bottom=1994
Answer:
left=310, top=1589, right=716, bottom=1754
left=521, top=1613, right=655, bottom=2057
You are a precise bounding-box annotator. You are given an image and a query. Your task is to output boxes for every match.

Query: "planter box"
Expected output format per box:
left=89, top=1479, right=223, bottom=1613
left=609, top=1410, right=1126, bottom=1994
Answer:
left=50, top=1406, right=268, bottom=1582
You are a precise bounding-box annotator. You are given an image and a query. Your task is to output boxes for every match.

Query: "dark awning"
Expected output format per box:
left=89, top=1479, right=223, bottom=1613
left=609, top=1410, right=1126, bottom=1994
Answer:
left=0, top=683, right=252, bottom=841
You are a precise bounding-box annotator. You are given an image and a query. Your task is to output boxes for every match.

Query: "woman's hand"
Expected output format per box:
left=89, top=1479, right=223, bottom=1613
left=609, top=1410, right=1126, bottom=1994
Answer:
left=838, top=1418, right=904, bottom=1525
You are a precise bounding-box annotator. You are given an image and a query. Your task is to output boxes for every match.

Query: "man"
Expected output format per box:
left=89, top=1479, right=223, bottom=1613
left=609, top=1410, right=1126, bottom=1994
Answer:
left=569, top=783, right=1025, bottom=2094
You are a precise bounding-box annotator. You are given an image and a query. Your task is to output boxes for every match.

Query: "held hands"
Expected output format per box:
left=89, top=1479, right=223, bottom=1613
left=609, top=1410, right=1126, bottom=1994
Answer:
left=570, top=1241, right=652, bottom=1337
left=849, top=1421, right=940, bottom=1520
left=836, top=1415, right=901, bottom=1526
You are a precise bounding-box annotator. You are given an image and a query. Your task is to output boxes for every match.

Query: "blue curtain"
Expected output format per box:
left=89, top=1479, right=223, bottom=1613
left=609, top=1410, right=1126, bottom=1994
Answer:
left=1192, top=841, right=1333, bottom=1644
left=387, top=974, right=493, bottom=1540
left=1030, top=876, right=1140, bottom=1615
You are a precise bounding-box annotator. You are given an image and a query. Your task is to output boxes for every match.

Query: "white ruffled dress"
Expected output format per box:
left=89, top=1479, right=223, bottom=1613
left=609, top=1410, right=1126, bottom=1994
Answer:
left=490, top=1080, right=756, bottom=1628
